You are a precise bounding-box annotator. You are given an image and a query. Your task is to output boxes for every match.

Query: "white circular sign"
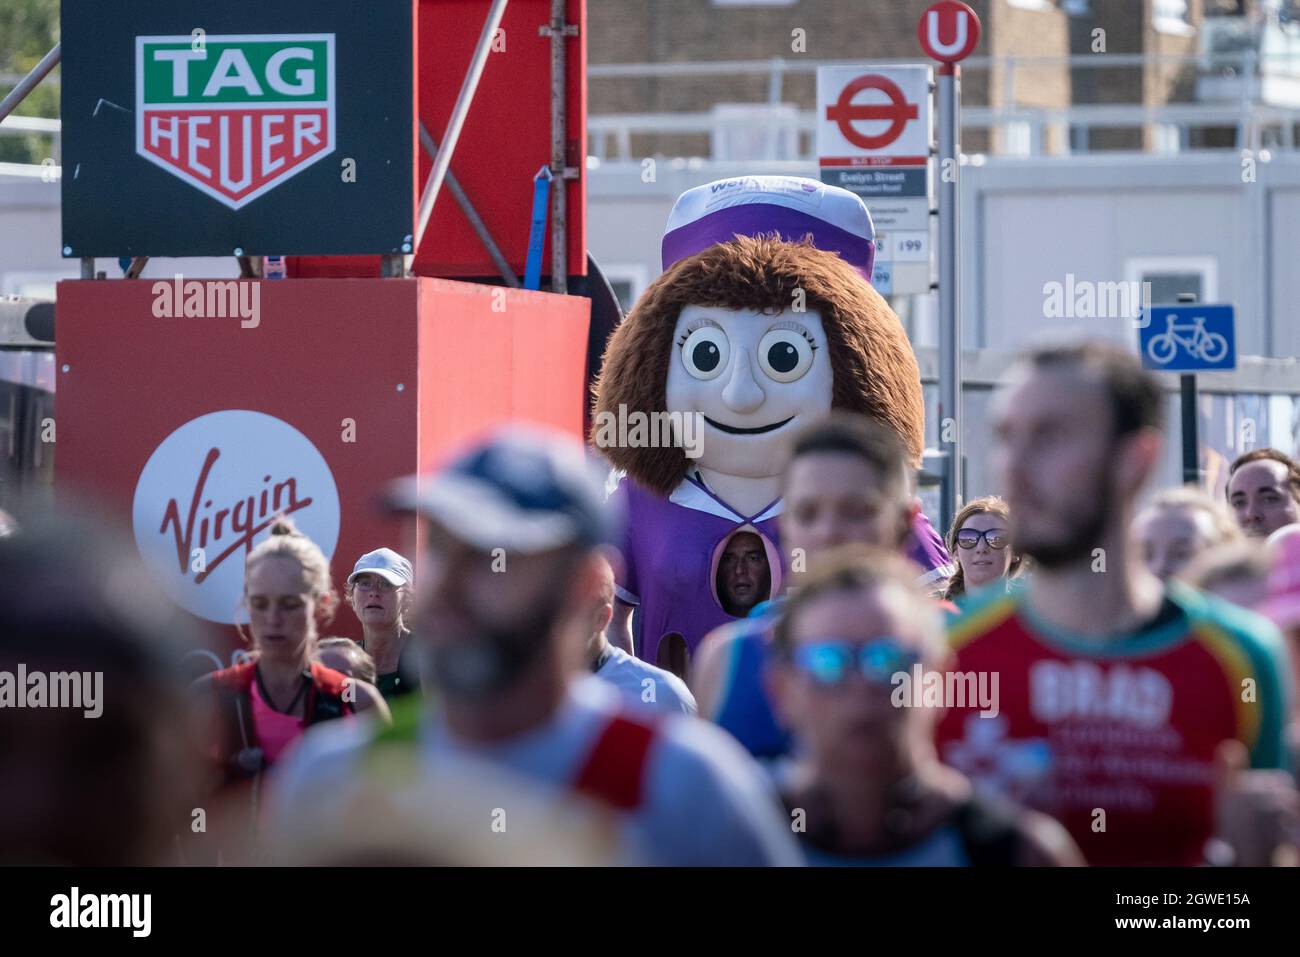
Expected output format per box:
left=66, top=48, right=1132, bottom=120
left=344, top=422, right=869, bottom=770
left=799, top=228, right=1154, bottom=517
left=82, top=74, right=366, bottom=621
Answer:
left=133, top=410, right=341, bottom=623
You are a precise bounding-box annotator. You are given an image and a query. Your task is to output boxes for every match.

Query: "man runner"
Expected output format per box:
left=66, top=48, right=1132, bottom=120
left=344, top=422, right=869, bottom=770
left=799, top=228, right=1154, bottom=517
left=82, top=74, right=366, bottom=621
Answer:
left=936, top=342, right=1296, bottom=866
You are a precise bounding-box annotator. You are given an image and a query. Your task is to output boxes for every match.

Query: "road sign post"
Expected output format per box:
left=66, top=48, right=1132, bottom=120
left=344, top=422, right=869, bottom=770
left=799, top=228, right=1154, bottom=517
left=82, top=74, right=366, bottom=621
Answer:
left=919, top=0, right=980, bottom=533
left=1177, top=293, right=1199, bottom=485
left=1180, top=374, right=1199, bottom=485
left=1138, top=297, right=1237, bottom=487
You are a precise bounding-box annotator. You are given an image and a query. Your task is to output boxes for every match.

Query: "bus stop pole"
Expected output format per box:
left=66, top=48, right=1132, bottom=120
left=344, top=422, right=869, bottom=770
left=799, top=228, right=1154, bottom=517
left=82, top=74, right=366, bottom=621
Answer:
left=1177, top=292, right=1200, bottom=485
left=937, top=62, right=962, bottom=531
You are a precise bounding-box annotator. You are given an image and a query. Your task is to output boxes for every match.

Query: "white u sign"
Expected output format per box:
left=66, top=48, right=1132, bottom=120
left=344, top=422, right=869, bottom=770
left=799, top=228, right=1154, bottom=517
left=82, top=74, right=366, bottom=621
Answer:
left=924, top=10, right=969, bottom=59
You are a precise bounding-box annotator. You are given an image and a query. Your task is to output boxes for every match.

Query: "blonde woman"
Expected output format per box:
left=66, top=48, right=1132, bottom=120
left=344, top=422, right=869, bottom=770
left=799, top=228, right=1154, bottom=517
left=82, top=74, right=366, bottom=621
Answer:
left=196, top=518, right=389, bottom=786
left=1132, top=486, right=1241, bottom=583
left=942, top=496, right=1024, bottom=603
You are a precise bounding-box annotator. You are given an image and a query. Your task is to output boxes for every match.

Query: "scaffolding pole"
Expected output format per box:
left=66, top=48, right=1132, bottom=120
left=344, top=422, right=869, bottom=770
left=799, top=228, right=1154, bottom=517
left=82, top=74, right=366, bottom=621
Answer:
left=413, top=0, right=510, bottom=254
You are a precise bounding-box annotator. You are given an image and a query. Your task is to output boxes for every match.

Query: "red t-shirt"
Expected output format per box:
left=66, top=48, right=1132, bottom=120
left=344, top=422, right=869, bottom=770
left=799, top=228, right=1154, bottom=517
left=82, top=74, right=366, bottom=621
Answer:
left=935, top=582, right=1292, bottom=866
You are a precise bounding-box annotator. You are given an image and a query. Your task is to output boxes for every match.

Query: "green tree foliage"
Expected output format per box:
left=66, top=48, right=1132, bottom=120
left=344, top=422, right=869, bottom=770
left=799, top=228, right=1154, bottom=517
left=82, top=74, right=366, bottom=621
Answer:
left=0, top=0, right=60, bottom=165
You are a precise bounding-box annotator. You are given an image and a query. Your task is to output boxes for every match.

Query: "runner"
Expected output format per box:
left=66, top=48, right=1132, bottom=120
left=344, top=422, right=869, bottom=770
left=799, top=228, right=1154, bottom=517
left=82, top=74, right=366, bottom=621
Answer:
left=692, top=413, right=921, bottom=764
left=1257, top=526, right=1300, bottom=776
left=346, top=547, right=421, bottom=699
left=1185, top=539, right=1273, bottom=611
left=195, top=518, right=389, bottom=787
left=936, top=341, right=1296, bottom=865
left=268, top=426, right=801, bottom=866
left=1132, top=486, right=1240, bottom=582
left=1226, top=448, right=1300, bottom=538
left=0, top=514, right=205, bottom=865
left=942, top=496, right=1025, bottom=603
left=770, top=547, right=1082, bottom=866
left=585, top=553, right=697, bottom=715
left=316, top=637, right=378, bottom=687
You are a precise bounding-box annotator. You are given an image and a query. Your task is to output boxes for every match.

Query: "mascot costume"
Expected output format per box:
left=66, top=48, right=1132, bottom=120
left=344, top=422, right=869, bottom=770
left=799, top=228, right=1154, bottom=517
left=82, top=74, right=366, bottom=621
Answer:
left=592, top=176, right=951, bottom=671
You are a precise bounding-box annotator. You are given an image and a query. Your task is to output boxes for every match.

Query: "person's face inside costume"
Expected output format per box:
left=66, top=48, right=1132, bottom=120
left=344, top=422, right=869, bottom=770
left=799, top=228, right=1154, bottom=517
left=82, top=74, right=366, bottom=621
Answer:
left=666, top=304, right=834, bottom=480
left=717, top=531, right=771, bottom=617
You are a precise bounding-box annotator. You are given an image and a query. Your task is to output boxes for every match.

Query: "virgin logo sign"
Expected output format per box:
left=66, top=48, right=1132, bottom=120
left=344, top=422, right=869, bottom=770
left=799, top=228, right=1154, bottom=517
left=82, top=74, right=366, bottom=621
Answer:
left=133, top=410, right=340, bottom=623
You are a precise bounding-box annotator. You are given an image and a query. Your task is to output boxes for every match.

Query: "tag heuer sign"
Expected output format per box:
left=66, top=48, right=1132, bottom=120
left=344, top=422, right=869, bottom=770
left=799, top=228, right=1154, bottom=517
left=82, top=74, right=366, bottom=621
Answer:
left=136, top=35, right=336, bottom=209
left=61, top=0, right=413, bottom=258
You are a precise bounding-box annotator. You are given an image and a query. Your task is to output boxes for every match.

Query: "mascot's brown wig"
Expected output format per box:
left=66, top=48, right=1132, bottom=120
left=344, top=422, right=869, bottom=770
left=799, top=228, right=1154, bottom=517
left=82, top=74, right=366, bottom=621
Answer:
left=590, top=235, right=925, bottom=495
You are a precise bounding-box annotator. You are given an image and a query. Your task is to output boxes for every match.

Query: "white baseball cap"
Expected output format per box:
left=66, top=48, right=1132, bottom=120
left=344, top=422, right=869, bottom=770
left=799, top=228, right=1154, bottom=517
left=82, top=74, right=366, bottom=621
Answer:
left=347, top=548, right=413, bottom=587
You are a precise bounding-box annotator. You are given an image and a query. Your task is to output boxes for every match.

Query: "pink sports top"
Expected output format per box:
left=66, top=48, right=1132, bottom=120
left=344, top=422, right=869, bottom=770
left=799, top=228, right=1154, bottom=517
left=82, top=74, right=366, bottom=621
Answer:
left=249, top=680, right=307, bottom=765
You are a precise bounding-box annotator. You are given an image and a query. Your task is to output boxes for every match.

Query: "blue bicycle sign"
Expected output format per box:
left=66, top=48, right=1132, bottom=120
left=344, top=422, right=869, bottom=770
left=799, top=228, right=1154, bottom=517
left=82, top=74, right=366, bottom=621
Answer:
left=1138, top=304, right=1236, bottom=372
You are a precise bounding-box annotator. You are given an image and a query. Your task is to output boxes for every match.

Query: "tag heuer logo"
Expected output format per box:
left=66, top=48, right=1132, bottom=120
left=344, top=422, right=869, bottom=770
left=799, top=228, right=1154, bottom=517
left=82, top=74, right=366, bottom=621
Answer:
left=135, top=34, right=336, bottom=209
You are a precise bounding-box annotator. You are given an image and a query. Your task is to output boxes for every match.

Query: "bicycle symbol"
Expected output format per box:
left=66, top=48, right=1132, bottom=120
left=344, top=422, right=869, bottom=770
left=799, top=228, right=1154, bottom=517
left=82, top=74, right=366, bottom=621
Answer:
left=1146, top=313, right=1228, bottom=365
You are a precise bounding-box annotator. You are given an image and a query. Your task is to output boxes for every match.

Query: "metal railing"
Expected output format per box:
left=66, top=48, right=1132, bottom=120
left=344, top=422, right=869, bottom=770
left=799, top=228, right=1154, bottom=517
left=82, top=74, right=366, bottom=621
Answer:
left=14, top=46, right=1300, bottom=177
left=586, top=47, right=1300, bottom=162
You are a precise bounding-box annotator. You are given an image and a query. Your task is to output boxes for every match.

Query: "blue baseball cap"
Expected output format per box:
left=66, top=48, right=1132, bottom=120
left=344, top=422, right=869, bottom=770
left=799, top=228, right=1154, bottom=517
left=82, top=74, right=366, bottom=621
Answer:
left=388, top=425, right=619, bottom=555
left=661, top=175, right=877, bottom=280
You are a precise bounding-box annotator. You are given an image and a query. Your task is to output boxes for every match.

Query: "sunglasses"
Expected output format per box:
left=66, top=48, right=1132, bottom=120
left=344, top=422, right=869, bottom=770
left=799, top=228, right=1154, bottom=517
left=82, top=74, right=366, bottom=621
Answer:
left=955, top=527, right=1009, bottom=550
left=792, top=637, right=920, bottom=687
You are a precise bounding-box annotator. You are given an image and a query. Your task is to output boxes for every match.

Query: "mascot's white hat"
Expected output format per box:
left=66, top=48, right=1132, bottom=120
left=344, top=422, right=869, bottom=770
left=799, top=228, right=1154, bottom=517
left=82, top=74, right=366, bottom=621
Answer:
left=660, top=175, right=877, bottom=280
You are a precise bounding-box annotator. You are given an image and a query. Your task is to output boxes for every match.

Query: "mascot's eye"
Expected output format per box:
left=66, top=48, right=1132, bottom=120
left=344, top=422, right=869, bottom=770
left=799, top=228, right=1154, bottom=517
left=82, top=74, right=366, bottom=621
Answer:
left=758, top=328, right=814, bottom=383
left=680, top=325, right=730, bottom=380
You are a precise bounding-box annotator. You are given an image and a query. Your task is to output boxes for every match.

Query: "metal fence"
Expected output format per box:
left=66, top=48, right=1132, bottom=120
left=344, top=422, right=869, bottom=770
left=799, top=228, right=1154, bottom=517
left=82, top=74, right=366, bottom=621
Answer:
left=12, top=47, right=1300, bottom=176
left=586, top=48, right=1300, bottom=163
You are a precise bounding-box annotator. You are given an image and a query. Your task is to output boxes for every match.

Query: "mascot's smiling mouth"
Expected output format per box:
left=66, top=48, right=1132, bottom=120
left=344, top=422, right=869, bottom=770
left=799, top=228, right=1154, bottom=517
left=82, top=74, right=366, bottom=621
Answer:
left=704, top=415, right=795, bottom=435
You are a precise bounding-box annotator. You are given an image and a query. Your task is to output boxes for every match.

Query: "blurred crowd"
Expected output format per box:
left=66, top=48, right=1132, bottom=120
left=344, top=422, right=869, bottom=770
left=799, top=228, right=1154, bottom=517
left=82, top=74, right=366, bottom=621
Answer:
left=1, top=339, right=1297, bottom=867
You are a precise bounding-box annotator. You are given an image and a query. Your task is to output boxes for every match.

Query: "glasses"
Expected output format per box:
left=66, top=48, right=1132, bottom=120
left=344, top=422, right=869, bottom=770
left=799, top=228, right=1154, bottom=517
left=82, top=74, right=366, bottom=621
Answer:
left=353, top=575, right=396, bottom=593
left=792, top=637, right=920, bottom=687
left=955, top=527, right=1009, bottom=550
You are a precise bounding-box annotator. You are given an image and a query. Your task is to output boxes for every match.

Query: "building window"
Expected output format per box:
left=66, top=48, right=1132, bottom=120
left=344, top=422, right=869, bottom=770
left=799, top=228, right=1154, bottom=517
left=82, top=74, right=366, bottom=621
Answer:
left=1123, top=255, right=1219, bottom=346
left=711, top=104, right=802, bottom=161
left=1001, top=120, right=1033, bottom=155
left=1152, top=123, right=1182, bottom=153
